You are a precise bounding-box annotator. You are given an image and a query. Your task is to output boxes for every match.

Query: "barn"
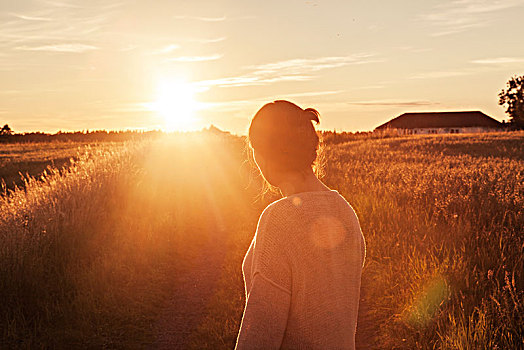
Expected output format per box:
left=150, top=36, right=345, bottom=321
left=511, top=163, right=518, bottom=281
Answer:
left=375, top=111, right=504, bottom=135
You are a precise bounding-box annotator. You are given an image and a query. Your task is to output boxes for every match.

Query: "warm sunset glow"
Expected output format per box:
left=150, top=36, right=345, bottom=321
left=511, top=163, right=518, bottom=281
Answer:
left=2, top=1, right=523, bottom=133
left=149, top=80, right=200, bottom=132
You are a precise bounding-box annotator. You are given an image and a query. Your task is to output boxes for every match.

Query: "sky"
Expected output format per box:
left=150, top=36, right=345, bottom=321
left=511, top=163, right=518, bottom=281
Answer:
left=1, top=0, right=524, bottom=134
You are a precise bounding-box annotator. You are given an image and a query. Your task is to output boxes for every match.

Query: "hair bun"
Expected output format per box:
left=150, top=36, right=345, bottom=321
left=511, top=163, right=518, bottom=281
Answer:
left=304, top=108, right=320, bottom=124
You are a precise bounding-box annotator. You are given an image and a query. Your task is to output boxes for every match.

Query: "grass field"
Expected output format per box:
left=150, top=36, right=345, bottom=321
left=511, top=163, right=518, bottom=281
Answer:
left=1, top=131, right=522, bottom=349
left=0, top=141, right=121, bottom=191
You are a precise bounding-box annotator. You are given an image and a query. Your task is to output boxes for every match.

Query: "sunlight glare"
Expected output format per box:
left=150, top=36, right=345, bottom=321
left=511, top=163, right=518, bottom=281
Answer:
left=150, top=80, right=200, bottom=131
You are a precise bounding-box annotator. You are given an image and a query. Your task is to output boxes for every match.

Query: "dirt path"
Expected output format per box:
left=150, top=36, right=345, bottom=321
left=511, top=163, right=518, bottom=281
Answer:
left=152, top=233, right=227, bottom=350
left=151, top=223, right=375, bottom=350
left=355, top=280, right=378, bottom=350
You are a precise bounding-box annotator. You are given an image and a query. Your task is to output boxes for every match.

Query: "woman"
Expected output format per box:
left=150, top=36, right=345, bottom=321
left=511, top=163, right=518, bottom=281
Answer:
left=236, top=100, right=366, bottom=350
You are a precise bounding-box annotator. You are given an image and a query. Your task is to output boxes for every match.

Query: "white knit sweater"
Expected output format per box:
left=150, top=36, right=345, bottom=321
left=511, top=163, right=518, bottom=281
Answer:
left=236, top=190, right=366, bottom=350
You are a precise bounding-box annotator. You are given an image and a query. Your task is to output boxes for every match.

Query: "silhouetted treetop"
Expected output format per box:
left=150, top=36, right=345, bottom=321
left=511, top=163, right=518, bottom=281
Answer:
left=499, top=75, right=524, bottom=129
left=0, top=124, right=12, bottom=136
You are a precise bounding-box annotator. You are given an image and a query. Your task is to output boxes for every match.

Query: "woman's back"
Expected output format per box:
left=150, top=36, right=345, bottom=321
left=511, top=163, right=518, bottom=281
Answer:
left=241, top=190, right=365, bottom=349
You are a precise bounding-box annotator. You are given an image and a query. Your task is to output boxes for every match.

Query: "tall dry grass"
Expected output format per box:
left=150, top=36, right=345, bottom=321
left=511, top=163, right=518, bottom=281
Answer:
left=0, top=141, right=98, bottom=190
left=0, top=135, right=256, bottom=348
left=323, top=132, right=523, bottom=349
left=188, top=131, right=523, bottom=349
left=0, top=143, right=147, bottom=347
left=1, top=131, right=522, bottom=349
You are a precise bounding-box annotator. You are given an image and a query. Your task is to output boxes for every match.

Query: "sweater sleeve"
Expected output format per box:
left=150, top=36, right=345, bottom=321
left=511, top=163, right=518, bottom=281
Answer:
left=235, top=273, right=291, bottom=350
left=249, top=204, right=293, bottom=293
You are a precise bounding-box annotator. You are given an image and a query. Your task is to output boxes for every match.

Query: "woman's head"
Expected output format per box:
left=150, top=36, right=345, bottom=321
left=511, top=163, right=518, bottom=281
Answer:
left=248, top=100, right=321, bottom=186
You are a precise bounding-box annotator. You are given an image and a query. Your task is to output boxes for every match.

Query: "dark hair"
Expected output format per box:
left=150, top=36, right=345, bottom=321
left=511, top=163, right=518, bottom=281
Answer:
left=248, top=100, right=321, bottom=172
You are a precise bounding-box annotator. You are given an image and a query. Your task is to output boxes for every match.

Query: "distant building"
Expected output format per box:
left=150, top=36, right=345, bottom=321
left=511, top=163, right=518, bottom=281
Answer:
left=375, top=111, right=504, bottom=135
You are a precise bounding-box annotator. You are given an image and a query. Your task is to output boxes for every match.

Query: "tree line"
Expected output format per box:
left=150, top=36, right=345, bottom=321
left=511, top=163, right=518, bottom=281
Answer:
left=0, top=129, right=163, bottom=143
left=2, top=74, right=523, bottom=139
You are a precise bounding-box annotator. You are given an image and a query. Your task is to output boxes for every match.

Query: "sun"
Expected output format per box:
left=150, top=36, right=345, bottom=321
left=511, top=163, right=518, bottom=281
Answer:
left=150, top=80, right=200, bottom=131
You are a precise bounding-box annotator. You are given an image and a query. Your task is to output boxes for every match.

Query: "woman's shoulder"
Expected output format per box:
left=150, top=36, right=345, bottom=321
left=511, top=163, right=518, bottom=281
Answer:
left=265, top=196, right=296, bottom=213
left=258, top=197, right=297, bottom=227
left=253, top=200, right=296, bottom=254
left=258, top=190, right=360, bottom=230
left=262, top=190, right=347, bottom=217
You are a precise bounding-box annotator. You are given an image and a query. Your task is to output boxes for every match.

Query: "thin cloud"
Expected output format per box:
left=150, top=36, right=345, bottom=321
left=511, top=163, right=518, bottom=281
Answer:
left=0, top=2, right=118, bottom=47
left=150, top=44, right=180, bottom=55
left=173, top=15, right=253, bottom=22
left=192, top=15, right=227, bottom=22
left=472, top=57, right=524, bottom=64
left=40, top=1, right=122, bottom=10
left=409, top=70, right=472, bottom=80
left=420, top=0, right=524, bottom=36
left=174, top=15, right=227, bottom=22
left=186, top=37, right=227, bottom=44
left=15, top=44, right=99, bottom=53
left=10, top=13, right=52, bottom=21
left=408, top=63, right=501, bottom=80
left=398, top=46, right=433, bottom=53
left=197, top=53, right=382, bottom=88
left=41, top=1, right=84, bottom=9
left=247, top=54, right=382, bottom=74
left=282, top=90, right=345, bottom=98
left=431, top=22, right=484, bottom=37
left=197, top=75, right=313, bottom=88
left=200, top=90, right=344, bottom=112
left=357, top=85, right=386, bottom=90
left=164, top=54, right=223, bottom=62
left=348, top=100, right=438, bottom=107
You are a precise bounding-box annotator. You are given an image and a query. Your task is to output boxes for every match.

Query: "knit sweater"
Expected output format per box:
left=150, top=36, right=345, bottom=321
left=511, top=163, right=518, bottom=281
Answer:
left=235, top=190, right=366, bottom=350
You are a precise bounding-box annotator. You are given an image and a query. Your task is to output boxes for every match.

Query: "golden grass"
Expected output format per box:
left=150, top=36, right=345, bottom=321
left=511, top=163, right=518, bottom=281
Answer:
left=0, top=131, right=522, bottom=349
left=322, top=132, right=523, bottom=349
left=190, top=131, right=524, bottom=349
left=0, top=141, right=113, bottom=191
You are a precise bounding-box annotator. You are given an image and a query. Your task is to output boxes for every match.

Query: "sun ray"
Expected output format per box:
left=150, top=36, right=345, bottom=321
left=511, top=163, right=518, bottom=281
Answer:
left=149, top=79, right=201, bottom=132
